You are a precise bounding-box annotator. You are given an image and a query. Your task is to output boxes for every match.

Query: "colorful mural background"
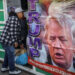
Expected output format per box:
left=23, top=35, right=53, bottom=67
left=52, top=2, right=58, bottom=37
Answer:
left=28, top=0, right=75, bottom=75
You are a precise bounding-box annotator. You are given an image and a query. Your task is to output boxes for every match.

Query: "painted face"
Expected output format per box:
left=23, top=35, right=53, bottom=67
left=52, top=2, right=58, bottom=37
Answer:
left=46, top=18, right=73, bottom=69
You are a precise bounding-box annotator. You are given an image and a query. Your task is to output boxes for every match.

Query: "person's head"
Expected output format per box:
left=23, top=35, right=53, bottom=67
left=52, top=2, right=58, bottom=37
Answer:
left=15, top=7, right=24, bottom=19
left=45, top=16, right=74, bottom=69
left=10, top=7, right=15, bottom=12
left=44, top=0, right=75, bottom=69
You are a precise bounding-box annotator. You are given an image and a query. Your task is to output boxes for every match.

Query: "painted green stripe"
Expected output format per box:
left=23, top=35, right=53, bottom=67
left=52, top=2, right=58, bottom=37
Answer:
left=0, top=24, right=4, bottom=26
left=0, top=11, right=4, bottom=21
left=0, top=44, right=3, bottom=49
left=0, top=51, right=4, bottom=58
left=0, top=31, right=2, bottom=35
left=36, top=68, right=52, bottom=75
left=0, top=0, right=3, bottom=9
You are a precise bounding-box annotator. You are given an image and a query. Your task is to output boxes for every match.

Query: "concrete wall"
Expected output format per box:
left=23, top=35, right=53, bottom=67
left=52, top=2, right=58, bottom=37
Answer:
left=7, top=0, right=21, bottom=7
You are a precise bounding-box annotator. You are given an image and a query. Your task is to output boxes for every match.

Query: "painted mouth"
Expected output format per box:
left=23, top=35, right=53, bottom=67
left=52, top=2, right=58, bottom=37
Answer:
left=55, top=53, right=64, bottom=59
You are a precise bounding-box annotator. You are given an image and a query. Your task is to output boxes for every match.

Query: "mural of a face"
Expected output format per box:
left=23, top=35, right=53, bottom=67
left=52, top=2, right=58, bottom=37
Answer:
left=46, top=18, right=73, bottom=69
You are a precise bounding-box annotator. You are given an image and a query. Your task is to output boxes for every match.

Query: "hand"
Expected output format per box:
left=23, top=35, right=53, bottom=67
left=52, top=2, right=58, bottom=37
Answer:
left=20, top=44, right=24, bottom=49
left=14, top=42, right=18, bottom=48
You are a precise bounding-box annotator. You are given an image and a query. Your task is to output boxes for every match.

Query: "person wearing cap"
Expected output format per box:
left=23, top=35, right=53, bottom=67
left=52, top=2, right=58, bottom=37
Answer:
left=0, top=7, right=25, bottom=75
left=15, top=8, right=28, bottom=49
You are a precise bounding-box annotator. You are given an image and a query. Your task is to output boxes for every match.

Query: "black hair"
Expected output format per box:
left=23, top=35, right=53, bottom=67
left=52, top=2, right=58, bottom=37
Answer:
left=9, top=11, right=17, bottom=17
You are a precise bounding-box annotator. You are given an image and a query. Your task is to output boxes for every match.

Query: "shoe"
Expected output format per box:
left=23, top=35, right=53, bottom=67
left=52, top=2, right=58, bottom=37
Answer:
left=9, top=70, right=21, bottom=75
left=1, top=67, right=9, bottom=72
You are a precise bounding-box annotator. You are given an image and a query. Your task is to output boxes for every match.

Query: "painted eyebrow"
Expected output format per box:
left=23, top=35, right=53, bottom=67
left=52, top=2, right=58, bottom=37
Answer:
left=58, top=36, right=68, bottom=41
left=50, top=36, right=68, bottom=40
left=50, top=36, right=56, bottom=39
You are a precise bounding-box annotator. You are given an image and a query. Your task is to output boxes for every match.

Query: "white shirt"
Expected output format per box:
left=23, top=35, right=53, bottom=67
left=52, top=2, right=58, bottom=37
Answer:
left=52, top=60, right=75, bottom=73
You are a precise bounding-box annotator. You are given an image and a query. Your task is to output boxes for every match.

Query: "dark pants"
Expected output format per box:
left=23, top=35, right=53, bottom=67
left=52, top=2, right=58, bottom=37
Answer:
left=1, top=44, right=15, bottom=71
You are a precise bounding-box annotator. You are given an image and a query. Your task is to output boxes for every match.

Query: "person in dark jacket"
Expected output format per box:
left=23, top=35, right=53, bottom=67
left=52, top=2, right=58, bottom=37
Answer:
left=19, top=17, right=28, bottom=49
left=0, top=7, right=25, bottom=75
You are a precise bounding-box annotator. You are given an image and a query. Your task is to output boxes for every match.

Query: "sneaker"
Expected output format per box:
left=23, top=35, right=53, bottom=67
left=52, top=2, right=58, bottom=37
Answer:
left=1, top=67, right=9, bottom=72
left=9, top=70, right=21, bottom=75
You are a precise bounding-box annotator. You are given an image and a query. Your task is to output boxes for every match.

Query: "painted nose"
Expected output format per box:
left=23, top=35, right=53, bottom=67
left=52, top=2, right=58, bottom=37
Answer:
left=53, top=38, right=61, bottom=48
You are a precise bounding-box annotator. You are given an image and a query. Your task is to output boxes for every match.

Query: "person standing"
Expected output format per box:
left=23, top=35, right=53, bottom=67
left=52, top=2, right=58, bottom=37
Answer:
left=19, top=16, right=28, bottom=49
left=0, top=7, right=25, bottom=75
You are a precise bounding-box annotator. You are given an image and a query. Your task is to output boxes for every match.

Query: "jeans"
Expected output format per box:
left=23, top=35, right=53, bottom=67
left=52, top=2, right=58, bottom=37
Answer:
left=1, top=43, right=15, bottom=71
